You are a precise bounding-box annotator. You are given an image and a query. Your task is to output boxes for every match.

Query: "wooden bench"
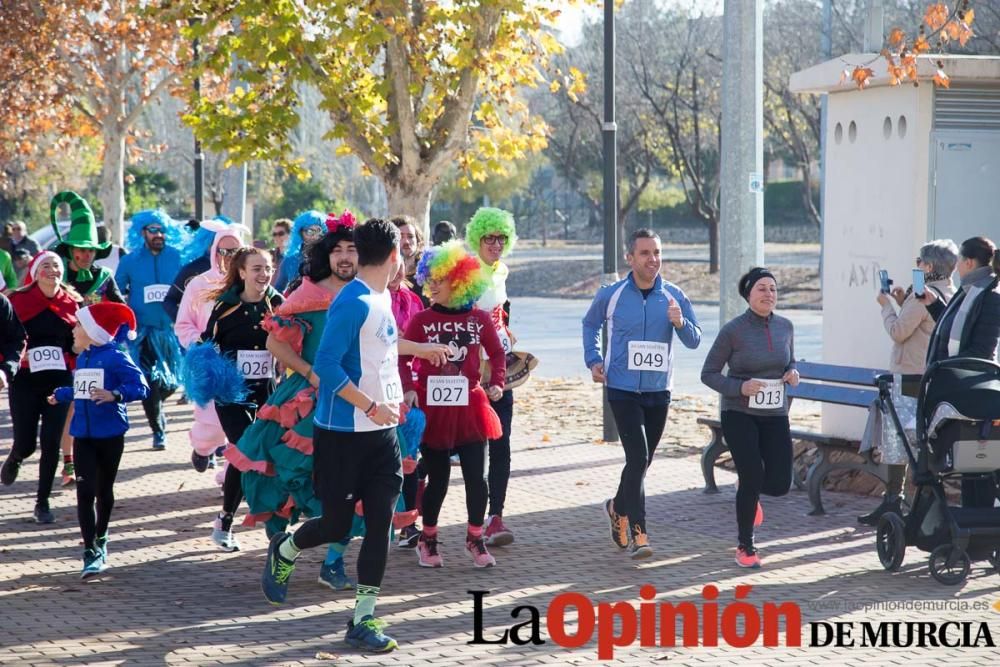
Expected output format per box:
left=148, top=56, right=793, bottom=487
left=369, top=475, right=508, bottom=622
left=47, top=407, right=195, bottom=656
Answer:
left=698, top=361, right=889, bottom=515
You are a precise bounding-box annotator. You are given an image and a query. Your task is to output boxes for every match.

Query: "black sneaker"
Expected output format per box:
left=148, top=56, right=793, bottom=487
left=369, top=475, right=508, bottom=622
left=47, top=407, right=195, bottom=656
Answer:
left=191, top=450, right=210, bottom=473
left=33, top=504, right=55, bottom=524
left=1, top=455, right=22, bottom=486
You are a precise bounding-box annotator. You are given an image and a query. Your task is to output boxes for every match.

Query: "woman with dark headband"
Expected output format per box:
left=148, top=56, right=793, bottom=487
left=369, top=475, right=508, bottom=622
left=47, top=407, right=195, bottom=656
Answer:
left=701, top=267, right=799, bottom=569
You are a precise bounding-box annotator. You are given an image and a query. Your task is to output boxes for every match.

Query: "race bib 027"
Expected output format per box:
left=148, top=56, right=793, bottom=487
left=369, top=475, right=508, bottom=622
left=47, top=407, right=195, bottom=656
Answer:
left=426, top=375, right=469, bottom=406
left=627, top=341, right=668, bottom=372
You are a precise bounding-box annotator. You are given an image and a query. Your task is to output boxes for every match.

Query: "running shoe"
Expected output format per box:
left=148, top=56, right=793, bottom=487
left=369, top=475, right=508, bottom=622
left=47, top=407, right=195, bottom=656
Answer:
left=484, top=515, right=514, bottom=547
left=735, top=545, right=762, bottom=569
left=604, top=499, right=629, bottom=549
left=754, top=501, right=764, bottom=528
left=152, top=433, right=166, bottom=451
left=318, top=560, right=355, bottom=591
left=96, top=534, right=109, bottom=560
left=396, top=524, right=420, bottom=549
left=206, top=454, right=217, bottom=470
left=416, top=532, right=443, bottom=568
left=61, top=462, right=76, bottom=487
left=628, top=523, right=653, bottom=560
left=191, top=451, right=210, bottom=473
left=211, top=516, right=240, bottom=552
left=345, top=615, right=398, bottom=652
left=1, top=455, right=21, bottom=485
left=261, top=532, right=297, bottom=604
left=81, top=548, right=107, bottom=580
left=465, top=534, right=496, bottom=568
left=33, top=503, right=55, bottom=524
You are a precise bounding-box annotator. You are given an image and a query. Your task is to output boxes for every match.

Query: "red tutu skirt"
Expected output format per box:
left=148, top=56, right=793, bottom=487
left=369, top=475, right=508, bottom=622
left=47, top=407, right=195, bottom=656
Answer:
left=418, top=383, right=502, bottom=449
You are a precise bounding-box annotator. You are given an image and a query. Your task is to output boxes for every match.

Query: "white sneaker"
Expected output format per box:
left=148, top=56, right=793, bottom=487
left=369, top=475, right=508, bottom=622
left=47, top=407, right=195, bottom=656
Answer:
left=211, top=516, right=240, bottom=552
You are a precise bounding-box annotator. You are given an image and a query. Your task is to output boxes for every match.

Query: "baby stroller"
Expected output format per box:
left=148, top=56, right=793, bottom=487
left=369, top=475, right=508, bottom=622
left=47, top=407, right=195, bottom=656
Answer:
left=874, top=357, right=1000, bottom=584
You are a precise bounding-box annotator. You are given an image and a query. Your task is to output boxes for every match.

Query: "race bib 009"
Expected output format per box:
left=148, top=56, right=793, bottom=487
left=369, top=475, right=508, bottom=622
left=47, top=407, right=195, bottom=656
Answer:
left=748, top=379, right=785, bottom=410
left=237, top=350, right=273, bottom=379
left=73, top=368, right=105, bottom=400
left=627, top=341, right=668, bottom=372
left=143, top=284, right=170, bottom=304
left=426, top=375, right=469, bottom=406
left=28, top=346, right=66, bottom=373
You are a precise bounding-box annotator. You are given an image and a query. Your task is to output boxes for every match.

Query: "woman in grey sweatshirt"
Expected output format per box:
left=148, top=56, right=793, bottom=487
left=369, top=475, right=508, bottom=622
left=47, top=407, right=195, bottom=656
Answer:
left=701, top=267, right=799, bottom=569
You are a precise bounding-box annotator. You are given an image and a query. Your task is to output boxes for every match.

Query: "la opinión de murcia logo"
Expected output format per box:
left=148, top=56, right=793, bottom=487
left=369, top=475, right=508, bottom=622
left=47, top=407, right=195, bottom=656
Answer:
left=468, top=586, right=996, bottom=659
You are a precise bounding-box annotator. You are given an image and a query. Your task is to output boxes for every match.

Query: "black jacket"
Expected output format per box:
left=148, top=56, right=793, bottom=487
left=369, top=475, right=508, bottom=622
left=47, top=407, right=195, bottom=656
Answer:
left=0, top=293, right=26, bottom=383
left=163, top=255, right=211, bottom=322
left=927, top=274, right=1000, bottom=364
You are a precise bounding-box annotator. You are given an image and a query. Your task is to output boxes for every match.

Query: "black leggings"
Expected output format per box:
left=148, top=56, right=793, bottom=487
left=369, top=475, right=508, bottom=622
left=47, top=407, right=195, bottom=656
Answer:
left=138, top=338, right=168, bottom=437
left=10, top=370, right=70, bottom=506
left=215, top=382, right=270, bottom=518
left=609, top=392, right=669, bottom=532
left=487, top=390, right=514, bottom=517
left=721, top=410, right=793, bottom=548
left=420, top=442, right=488, bottom=529
left=74, top=436, right=125, bottom=550
left=293, top=426, right=401, bottom=589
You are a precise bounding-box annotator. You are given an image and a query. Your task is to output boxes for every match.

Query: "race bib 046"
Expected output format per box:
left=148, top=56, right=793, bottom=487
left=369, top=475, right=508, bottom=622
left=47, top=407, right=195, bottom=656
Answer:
left=237, top=350, right=273, bottom=379
left=426, top=375, right=469, bottom=406
left=73, top=368, right=105, bottom=400
left=627, top=341, right=668, bottom=372
left=748, top=379, right=785, bottom=410
left=28, top=346, right=67, bottom=373
left=144, top=284, right=170, bottom=304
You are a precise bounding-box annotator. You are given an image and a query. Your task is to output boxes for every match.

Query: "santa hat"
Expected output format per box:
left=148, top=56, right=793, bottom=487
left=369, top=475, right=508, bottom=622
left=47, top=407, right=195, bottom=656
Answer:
left=78, top=302, right=138, bottom=345
left=24, top=251, right=63, bottom=285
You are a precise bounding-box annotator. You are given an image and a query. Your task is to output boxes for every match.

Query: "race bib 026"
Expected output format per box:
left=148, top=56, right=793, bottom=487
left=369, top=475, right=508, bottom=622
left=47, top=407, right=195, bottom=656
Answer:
left=627, top=341, right=668, bottom=372
left=237, top=350, right=273, bottom=379
left=28, top=346, right=67, bottom=373
left=144, top=284, right=170, bottom=304
left=73, top=368, right=105, bottom=400
left=748, top=379, right=785, bottom=410
left=426, top=375, right=469, bottom=406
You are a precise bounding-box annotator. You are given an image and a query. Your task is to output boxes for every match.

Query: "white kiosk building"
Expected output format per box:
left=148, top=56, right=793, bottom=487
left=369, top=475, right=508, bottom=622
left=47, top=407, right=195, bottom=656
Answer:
left=790, top=54, right=1000, bottom=438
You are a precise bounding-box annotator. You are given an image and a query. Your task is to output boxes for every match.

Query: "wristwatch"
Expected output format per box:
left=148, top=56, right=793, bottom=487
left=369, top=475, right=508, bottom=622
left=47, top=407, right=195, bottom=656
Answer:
left=111, top=389, right=122, bottom=402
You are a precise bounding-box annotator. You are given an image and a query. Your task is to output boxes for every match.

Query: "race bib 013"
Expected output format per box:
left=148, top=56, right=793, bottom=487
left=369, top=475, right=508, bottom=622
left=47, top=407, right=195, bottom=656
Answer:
left=144, top=284, right=170, bottom=304
left=73, top=368, right=105, bottom=400
left=28, top=346, right=67, bottom=373
left=426, top=375, right=469, bottom=406
left=748, top=379, right=785, bottom=410
left=237, top=350, right=273, bottom=379
left=627, top=341, right=668, bottom=372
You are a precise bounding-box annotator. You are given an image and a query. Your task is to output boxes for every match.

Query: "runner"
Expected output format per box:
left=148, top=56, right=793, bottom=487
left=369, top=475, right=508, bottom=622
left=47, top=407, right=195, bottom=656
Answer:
left=114, top=210, right=184, bottom=450
left=163, top=218, right=227, bottom=321
left=260, top=218, right=445, bottom=652
left=465, top=207, right=519, bottom=546
left=231, top=215, right=366, bottom=589
left=1, top=252, right=81, bottom=523
left=700, top=267, right=798, bottom=569
left=582, top=228, right=702, bottom=559
left=184, top=247, right=283, bottom=551
left=174, top=222, right=247, bottom=471
left=391, top=215, right=424, bottom=292
left=47, top=302, right=148, bottom=578
left=400, top=241, right=506, bottom=569
left=273, top=210, right=326, bottom=293
left=0, top=292, right=25, bottom=394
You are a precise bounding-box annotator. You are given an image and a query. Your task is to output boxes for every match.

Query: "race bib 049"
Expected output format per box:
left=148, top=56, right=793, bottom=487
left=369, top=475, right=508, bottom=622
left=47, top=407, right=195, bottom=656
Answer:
left=28, top=346, right=66, bottom=373
left=237, top=350, right=273, bottom=379
left=748, top=379, right=785, bottom=410
left=144, top=284, right=170, bottom=304
left=426, top=375, right=469, bottom=406
left=73, top=368, right=105, bottom=400
left=627, top=341, right=668, bottom=372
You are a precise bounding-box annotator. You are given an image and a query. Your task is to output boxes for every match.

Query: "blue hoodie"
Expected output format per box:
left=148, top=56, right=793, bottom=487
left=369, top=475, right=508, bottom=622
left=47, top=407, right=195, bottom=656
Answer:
left=53, top=342, right=150, bottom=438
left=115, top=243, right=182, bottom=329
left=582, top=273, right=702, bottom=393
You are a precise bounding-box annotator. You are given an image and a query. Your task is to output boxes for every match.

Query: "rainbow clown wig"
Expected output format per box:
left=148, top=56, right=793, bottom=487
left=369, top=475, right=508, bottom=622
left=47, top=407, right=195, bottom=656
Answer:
left=465, top=207, right=517, bottom=258
left=415, top=240, right=490, bottom=309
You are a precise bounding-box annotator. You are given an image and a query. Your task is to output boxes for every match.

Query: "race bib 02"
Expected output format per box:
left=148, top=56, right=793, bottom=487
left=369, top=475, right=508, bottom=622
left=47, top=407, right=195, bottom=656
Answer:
left=73, top=368, right=105, bottom=400
left=28, top=346, right=67, bottom=373
left=143, top=284, right=170, bottom=304
left=627, top=341, right=668, bottom=372
left=426, top=375, right=469, bottom=406
left=748, top=379, right=785, bottom=410
left=237, top=350, right=273, bottom=379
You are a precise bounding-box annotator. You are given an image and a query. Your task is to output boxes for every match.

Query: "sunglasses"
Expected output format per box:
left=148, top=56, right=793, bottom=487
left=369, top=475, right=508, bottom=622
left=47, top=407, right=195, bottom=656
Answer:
left=272, top=230, right=288, bottom=237
left=144, top=226, right=165, bottom=235
left=302, top=226, right=324, bottom=239
left=482, top=235, right=507, bottom=246
left=216, top=247, right=241, bottom=257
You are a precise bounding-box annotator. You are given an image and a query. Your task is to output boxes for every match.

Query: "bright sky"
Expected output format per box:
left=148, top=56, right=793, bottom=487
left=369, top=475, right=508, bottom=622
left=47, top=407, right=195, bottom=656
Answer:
left=554, top=0, right=724, bottom=46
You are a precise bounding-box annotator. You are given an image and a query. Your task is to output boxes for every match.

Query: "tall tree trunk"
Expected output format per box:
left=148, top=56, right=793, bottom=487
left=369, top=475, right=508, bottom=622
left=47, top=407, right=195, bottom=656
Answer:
left=707, top=216, right=720, bottom=274
left=384, top=180, right=433, bottom=239
left=99, top=123, right=127, bottom=244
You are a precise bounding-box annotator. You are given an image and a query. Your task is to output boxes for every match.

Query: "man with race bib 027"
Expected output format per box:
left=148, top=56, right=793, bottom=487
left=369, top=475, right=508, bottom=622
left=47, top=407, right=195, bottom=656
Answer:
left=582, top=229, right=701, bottom=560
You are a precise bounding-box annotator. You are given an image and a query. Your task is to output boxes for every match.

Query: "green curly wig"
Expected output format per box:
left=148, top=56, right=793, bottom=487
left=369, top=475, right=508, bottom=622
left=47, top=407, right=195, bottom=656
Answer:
left=465, top=207, right=517, bottom=258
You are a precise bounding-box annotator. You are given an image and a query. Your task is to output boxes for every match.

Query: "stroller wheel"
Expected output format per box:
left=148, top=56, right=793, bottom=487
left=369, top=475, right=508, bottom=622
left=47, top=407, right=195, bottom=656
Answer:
left=876, top=513, right=906, bottom=571
left=928, top=545, right=970, bottom=585
left=989, top=548, right=1000, bottom=574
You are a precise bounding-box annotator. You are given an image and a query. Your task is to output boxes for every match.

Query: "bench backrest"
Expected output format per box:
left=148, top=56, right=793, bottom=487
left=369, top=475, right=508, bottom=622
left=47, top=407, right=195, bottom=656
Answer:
left=788, top=361, right=888, bottom=408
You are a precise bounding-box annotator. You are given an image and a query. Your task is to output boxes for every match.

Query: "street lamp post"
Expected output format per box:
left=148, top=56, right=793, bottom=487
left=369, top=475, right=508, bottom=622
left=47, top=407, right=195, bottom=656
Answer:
left=602, top=0, right=619, bottom=443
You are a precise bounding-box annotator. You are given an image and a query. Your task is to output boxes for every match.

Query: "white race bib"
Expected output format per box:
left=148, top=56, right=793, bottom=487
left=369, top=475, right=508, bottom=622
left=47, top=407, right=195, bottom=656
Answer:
left=748, top=379, right=786, bottom=410
left=237, top=350, right=273, bottom=379
left=143, top=284, right=170, bottom=304
left=73, top=369, right=105, bottom=400
left=627, top=341, right=668, bottom=372
left=380, top=364, right=403, bottom=404
left=28, top=346, right=66, bottom=372
left=426, top=375, right=469, bottom=406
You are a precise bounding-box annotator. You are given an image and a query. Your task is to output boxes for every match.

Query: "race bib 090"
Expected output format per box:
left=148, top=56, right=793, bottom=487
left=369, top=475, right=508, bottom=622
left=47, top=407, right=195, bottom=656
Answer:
left=237, top=350, right=273, bottom=379
left=748, top=379, right=785, bottom=410
left=73, top=369, right=105, bottom=400
left=28, top=346, right=66, bottom=373
left=627, top=341, right=668, bottom=372
left=426, top=375, right=469, bottom=406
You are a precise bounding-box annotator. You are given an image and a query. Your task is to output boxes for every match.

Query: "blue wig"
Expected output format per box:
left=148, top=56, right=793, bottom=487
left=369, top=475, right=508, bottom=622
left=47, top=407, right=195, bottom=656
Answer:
left=126, top=210, right=185, bottom=253
left=284, top=210, right=326, bottom=265
left=181, top=341, right=250, bottom=408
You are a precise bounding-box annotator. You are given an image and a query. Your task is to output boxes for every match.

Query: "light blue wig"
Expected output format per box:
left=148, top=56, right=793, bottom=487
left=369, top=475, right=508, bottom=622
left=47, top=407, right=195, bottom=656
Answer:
left=181, top=215, right=234, bottom=264
left=284, top=210, right=326, bottom=266
left=125, top=210, right=185, bottom=253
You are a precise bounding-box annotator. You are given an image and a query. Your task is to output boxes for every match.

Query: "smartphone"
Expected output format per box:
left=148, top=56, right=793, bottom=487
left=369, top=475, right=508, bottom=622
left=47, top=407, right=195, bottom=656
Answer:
left=878, top=269, right=891, bottom=294
left=912, top=268, right=926, bottom=298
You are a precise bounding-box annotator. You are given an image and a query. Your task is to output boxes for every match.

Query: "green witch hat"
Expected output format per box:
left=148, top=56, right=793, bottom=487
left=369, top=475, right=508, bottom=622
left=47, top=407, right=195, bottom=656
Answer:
left=50, top=191, right=111, bottom=281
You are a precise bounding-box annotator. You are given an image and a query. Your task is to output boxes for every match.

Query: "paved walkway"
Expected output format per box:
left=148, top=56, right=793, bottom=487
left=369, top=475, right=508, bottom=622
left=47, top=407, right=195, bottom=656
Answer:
left=2, top=395, right=998, bottom=666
